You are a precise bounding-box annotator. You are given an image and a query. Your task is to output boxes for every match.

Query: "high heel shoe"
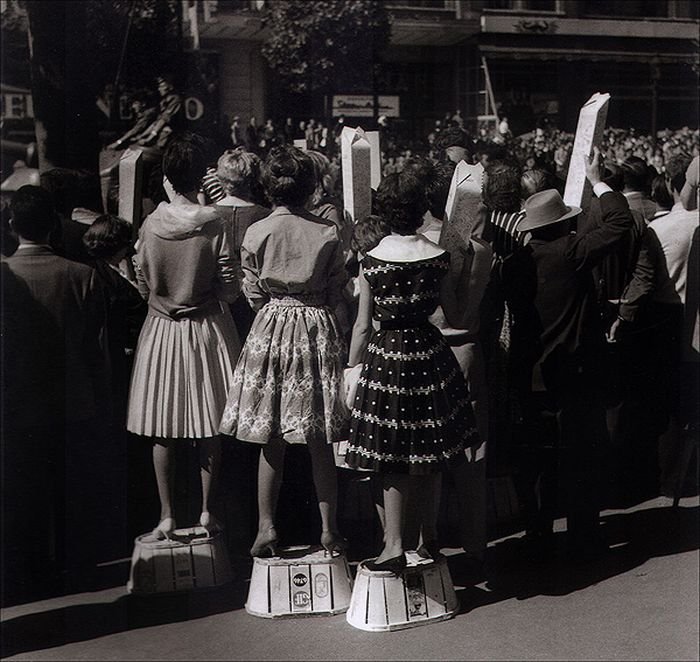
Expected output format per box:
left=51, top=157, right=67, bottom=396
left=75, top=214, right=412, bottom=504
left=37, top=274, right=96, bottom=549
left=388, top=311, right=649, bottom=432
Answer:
left=151, top=517, right=176, bottom=541
left=364, top=553, right=407, bottom=575
left=199, top=511, right=223, bottom=537
left=250, top=527, right=279, bottom=558
left=416, top=540, right=443, bottom=561
left=321, top=531, right=348, bottom=558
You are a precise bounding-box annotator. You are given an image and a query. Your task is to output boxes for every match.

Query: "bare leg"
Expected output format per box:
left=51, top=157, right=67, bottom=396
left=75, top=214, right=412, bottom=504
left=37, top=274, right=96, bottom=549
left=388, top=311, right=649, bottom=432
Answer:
left=152, top=439, right=177, bottom=536
left=376, top=474, right=411, bottom=563
left=308, top=437, right=345, bottom=552
left=199, top=436, right=222, bottom=531
left=416, top=473, right=442, bottom=548
left=251, top=437, right=285, bottom=554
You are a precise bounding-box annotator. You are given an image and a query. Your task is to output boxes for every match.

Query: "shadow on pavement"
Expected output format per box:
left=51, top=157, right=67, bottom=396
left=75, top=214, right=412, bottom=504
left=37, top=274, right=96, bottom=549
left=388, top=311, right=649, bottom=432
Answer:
left=452, top=503, right=698, bottom=614
left=3, top=504, right=697, bottom=657
left=0, top=560, right=252, bottom=659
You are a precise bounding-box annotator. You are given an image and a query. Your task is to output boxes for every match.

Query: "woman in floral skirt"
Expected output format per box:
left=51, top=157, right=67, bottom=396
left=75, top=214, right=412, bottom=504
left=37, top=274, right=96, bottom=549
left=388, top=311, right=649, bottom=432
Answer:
left=219, top=146, right=348, bottom=557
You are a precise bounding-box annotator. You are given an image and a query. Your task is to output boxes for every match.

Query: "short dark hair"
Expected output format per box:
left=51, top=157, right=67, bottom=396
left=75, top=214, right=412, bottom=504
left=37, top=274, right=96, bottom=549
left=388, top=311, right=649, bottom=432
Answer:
left=261, top=146, right=315, bottom=207
left=650, top=174, right=673, bottom=210
left=351, top=214, right=391, bottom=254
left=375, top=171, right=428, bottom=235
left=436, top=126, right=471, bottom=151
left=162, top=133, right=208, bottom=195
left=521, top=168, right=556, bottom=199
left=601, top=163, right=624, bottom=192
left=621, top=157, right=651, bottom=194
left=484, top=161, right=522, bottom=213
left=82, top=214, right=133, bottom=259
left=423, top=161, right=454, bottom=219
left=665, top=153, right=692, bottom=194
left=10, top=185, right=57, bottom=241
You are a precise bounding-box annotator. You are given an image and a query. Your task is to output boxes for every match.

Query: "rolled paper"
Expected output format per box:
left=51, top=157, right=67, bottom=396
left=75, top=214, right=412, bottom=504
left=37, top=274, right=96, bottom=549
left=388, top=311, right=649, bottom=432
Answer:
left=439, top=160, right=484, bottom=253
left=341, top=126, right=372, bottom=224
left=118, top=148, right=144, bottom=228
left=293, top=139, right=307, bottom=151
left=563, top=92, right=611, bottom=212
left=365, top=130, right=382, bottom=190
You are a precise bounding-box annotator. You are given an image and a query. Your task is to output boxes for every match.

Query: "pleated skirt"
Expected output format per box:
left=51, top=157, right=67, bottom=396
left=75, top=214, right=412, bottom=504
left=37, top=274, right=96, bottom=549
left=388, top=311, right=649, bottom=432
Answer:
left=219, top=297, right=348, bottom=445
left=127, top=307, right=240, bottom=439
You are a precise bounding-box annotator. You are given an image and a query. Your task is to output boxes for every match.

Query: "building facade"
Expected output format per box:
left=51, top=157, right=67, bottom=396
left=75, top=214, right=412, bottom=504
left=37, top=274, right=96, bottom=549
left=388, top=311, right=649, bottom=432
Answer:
left=196, top=0, right=697, bottom=138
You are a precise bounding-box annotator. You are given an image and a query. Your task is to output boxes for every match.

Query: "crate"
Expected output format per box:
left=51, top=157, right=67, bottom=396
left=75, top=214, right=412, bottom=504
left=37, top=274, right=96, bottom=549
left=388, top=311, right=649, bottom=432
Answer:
left=246, top=545, right=354, bottom=618
left=346, top=553, right=459, bottom=632
left=127, top=527, right=233, bottom=594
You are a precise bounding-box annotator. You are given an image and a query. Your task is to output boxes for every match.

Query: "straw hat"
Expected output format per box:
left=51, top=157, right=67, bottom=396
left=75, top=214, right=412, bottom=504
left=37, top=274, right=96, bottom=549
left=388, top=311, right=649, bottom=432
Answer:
left=517, top=189, right=581, bottom=232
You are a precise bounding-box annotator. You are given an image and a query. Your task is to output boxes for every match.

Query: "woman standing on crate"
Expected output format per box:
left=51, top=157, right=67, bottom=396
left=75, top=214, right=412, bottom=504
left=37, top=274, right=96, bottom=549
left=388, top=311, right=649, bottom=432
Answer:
left=127, top=134, right=241, bottom=540
left=219, top=146, right=349, bottom=558
left=344, top=170, right=479, bottom=574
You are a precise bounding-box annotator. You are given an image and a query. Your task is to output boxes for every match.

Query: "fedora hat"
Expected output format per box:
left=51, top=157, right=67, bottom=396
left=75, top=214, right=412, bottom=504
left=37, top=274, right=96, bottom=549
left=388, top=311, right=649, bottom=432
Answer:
left=517, top=189, right=581, bottom=232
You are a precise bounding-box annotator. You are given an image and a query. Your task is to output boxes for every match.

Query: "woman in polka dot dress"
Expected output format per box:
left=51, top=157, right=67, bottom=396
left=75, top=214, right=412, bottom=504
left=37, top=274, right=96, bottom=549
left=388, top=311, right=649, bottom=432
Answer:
left=344, top=169, right=479, bottom=573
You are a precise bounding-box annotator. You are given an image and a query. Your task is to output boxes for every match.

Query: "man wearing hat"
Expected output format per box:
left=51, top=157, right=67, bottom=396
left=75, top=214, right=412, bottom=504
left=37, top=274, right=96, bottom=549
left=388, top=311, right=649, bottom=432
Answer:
left=505, top=147, right=634, bottom=559
left=136, top=75, right=183, bottom=150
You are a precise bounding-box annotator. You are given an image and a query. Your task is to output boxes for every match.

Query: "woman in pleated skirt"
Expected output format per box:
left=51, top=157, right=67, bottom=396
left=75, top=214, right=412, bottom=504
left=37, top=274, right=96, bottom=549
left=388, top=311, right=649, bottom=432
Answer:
left=127, top=135, right=241, bottom=539
left=219, top=146, right=349, bottom=557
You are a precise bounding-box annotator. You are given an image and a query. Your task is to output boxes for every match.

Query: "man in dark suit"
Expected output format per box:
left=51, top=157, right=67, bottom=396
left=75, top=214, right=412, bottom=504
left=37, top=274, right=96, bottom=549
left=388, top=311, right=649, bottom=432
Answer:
left=2, top=186, right=109, bottom=603
left=505, top=149, right=634, bottom=560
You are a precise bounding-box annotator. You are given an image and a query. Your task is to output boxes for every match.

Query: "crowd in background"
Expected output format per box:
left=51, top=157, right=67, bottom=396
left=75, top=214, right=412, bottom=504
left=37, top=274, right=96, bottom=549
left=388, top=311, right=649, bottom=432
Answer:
left=2, top=94, right=698, bottom=608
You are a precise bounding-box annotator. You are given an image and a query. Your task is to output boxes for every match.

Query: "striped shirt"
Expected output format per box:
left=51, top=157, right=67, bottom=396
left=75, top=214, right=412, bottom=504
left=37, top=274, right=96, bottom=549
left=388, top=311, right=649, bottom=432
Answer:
left=488, top=209, right=526, bottom=259
left=200, top=168, right=226, bottom=204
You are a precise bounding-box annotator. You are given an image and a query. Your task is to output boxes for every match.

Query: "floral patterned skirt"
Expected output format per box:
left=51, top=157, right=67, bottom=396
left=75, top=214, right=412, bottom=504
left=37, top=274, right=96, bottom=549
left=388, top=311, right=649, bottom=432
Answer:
left=219, top=297, right=349, bottom=444
left=344, top=323, right=479, bottom=475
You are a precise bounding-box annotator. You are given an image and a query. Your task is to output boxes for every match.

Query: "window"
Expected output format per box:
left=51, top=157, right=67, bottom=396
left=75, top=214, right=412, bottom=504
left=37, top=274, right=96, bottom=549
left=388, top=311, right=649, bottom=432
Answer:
left=582, top=0, right=669, bottom=18
left=482, top=0, right=558, bottom=11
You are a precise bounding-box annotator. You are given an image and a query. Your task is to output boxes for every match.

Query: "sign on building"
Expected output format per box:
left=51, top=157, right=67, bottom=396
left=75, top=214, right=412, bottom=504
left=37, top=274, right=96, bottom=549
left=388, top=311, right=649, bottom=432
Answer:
left=332, top=95, right=400, bottom=118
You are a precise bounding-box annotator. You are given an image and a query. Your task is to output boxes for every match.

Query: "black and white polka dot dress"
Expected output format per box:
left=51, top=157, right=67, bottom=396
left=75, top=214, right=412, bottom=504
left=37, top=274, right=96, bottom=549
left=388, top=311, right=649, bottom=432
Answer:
left=344, top=252, right=479, bottom=475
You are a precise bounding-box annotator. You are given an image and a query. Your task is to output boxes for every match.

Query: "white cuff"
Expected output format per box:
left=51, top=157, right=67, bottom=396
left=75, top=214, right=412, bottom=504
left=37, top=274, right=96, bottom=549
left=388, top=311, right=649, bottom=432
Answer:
left=593, top=182, right=613, bottom=198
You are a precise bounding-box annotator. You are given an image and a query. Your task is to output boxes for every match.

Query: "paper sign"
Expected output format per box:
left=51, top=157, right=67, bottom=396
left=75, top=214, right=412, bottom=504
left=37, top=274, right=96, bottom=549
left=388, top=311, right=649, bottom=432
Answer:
left=293, top=139, right=307, bottom=151
left=341, top=126, right=372, bottom=224
left=440, top=160, right=484, bottom=250
left=365, top=130, right=381, bottom=190
left=563, top=92, right=610, bottom=211
left=118, top=148, right=144, bottom=228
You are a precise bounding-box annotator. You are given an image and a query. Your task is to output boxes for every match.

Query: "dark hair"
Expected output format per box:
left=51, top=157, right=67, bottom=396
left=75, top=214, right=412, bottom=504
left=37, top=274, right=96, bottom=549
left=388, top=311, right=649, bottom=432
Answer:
left=521, top=168, right=555, bottom=199
left=82, top=214, right=133, bottom=259
left=475, top=141, right=508, bottom=163
left=423, top=161, right=454, bottom=219
left=665, top=153, right=692, bottom=194
left=351, top=214, right=391, bottom=254
left=375, top=171, right=427, bottom=235
left=436, top=126, right=471, bottom=151
left=484, top=161, right=522, bottom=213
left=10, top=185, right=57, bottom=241
left=650, top=174, right=673, bottom=210
left=601, top=163, right=624, bottom=192
left=162, top=133, right=208, bottom=195
left=261, top=146, right=315, bottom=207
left=621, top=157, right=651, bottom=194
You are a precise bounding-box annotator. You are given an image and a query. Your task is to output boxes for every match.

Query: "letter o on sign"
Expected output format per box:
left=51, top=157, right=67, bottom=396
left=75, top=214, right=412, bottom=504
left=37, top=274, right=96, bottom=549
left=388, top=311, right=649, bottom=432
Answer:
left=185, top=97, right=204, bottom=121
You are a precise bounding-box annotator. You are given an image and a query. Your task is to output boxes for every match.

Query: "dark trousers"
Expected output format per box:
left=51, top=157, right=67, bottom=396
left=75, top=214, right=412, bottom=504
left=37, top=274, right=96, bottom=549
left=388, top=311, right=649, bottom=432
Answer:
left=517, top=377, right=609, bottom=541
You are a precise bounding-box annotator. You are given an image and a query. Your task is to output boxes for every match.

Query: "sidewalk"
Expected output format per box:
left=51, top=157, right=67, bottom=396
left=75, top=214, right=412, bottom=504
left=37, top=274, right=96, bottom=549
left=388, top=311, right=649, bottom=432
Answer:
left=1, top=496, right=698, bottom=661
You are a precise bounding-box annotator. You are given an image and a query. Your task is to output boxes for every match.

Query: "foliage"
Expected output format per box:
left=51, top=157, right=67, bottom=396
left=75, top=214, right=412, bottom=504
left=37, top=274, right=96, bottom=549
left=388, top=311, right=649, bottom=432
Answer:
left=261, top=0, right=391, bottom=94
left=1, top=0, right=30, bottom=86
left=84, top=0, right=181, bottom=90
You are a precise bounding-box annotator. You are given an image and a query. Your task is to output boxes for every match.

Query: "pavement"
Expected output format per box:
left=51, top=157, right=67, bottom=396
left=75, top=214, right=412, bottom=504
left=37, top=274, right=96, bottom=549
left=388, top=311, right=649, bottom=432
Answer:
left=1, top=495, right=698, bottom=661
